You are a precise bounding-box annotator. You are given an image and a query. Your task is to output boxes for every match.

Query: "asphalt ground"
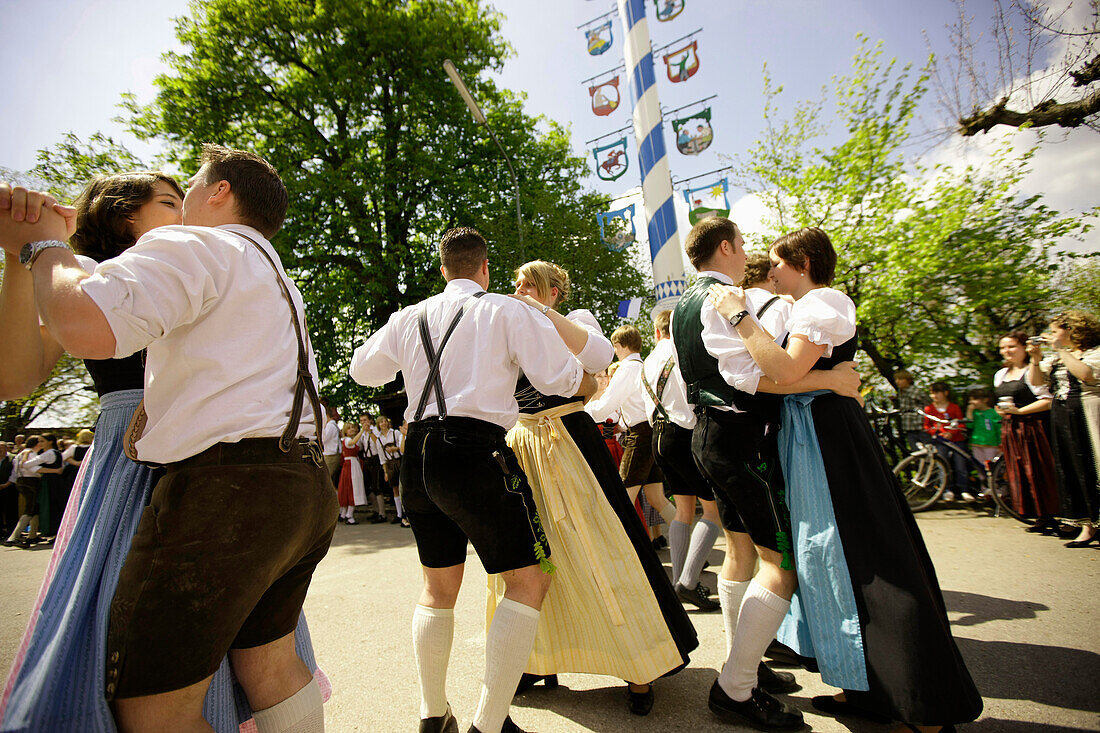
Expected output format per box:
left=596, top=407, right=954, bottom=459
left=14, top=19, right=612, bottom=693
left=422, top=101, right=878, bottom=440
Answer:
left=1, top=504, right=1097, bottom=732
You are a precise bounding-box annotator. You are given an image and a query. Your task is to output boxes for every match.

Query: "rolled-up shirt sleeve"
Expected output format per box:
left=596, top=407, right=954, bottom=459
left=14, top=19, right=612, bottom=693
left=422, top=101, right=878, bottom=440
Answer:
left=568, top=309, right=614, bottom=373
left=509, top=306, right=583, bottom=397
left=350, top=310, right=404, bottom=387
left=585, top=360, right=638, bottom=422
left=80, top=230, right=221, bottom=359
left=700, top=300, right=764, bottom=394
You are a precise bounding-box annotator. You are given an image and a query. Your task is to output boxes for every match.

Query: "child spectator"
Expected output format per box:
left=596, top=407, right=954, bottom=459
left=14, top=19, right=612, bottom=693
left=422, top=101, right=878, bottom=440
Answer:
left=967, top=388, right=1003, bottom=466
left=925, top=382, right=974, bottom=502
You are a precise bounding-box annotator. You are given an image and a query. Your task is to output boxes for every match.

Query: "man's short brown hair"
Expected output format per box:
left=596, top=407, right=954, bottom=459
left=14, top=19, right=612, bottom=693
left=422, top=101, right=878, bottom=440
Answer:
left=611, top=324, right=642, bottom=352
left=439, top=227, right=488, bottom=278
left=654, top=310, right=672, bottom=338
left=685, top=217, right=738, bottom=270
left=741, top=253, right=772, bottom=288
left=200, top=144, right=287, bottom=239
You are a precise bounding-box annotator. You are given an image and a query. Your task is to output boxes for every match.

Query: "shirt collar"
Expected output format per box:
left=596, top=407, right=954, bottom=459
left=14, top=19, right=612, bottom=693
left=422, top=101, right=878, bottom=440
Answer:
left=698, top=270, right=734, bottom=285
left=443, top=278, right=486, bottom=295
left=623, top=353, right=643, bottom=364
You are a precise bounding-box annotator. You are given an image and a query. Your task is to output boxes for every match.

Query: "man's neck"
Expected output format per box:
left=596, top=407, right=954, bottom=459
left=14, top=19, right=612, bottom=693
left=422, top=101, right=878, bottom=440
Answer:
left=699, top=262, right=736, bottom=281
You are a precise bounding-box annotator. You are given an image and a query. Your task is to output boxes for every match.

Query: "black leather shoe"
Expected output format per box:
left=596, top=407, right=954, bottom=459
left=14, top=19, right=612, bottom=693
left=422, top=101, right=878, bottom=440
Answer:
left=757, top=662, right=800, bottom=694
left=708, top=682, right=804, bottom=730
left=420, top=706, right=459, bottom=733
left=764, top=639, right=819, bottom=673
left=675, top=582, right=721, bottom=612
left=810, top=694, right=890, bottom=723
left=627, top=683, right=654, bottom=716
left=515, top=673, right=558, bottom=695
left=468, top=717, right=529, bottom=733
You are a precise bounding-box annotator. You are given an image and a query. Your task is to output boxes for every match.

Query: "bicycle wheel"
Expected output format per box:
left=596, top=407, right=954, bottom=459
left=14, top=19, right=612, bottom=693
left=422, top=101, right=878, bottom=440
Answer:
left=894, top=454, right=949, bottom=512
left=987, top=458, right=1028, bottom=523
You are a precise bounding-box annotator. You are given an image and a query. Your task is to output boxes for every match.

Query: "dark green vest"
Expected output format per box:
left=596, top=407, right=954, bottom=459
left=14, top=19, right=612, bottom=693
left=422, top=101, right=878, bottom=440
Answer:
left=672, top=276, right=778, bottom=415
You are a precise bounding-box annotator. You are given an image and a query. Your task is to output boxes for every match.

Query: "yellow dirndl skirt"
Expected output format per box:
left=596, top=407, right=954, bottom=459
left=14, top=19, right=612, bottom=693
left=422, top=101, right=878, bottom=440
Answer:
left=486, top=403, right=682, bottom=682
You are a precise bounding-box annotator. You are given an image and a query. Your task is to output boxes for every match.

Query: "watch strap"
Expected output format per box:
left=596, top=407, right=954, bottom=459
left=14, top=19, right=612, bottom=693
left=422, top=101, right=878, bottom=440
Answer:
left=729, top=309, right=750, bottom=327
left=21, top=240, right=72, bottom=270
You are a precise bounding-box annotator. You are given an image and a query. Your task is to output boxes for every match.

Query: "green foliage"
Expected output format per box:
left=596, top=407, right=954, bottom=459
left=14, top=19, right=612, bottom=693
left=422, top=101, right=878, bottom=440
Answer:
left=0, top=353, right=98, bottom=438
left=31, top=132, right=149, bottom=201
left=731, top=37, right=1096, bottom=391
left=123, top=0, right=644, bottom=412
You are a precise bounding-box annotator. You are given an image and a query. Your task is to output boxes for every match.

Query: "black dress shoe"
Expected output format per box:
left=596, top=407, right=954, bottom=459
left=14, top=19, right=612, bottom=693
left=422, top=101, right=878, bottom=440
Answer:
left=764, top=639, right=819, bottom=673
left=757, top=662, right=800, bottom=694
left=626, top=683, right=654, bottom=716
left=676, top=582, right=721, bottom=612
left=420, top=706, right=459, bottom=733
left=515, top=673, right=558, bottom=695
left=810, top=694, right=890, bottom=723
left=708, top=682, right=804, bottom=730
left=468, top=717, right=529, bottom=733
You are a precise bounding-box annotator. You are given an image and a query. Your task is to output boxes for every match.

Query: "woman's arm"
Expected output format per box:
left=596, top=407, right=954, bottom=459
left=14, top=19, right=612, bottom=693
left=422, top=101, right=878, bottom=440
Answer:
left=997, top=398, right=1052, bottom=416
left=0, top=252, right=66, bottom=399
left=509, top=294, right=590, bottom=355
left=1057, top=349, right=1098, bottom=385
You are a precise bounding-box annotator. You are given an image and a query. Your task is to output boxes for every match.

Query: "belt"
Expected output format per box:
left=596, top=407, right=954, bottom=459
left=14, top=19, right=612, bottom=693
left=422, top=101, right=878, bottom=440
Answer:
left=167, top=437, right=324, bottom=471
left=408, top=415, right=506, bottom=442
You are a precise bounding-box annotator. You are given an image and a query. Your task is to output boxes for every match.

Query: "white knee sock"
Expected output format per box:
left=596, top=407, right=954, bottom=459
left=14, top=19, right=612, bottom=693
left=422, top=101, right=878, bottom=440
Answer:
left=679, top=518, right=720, bottom=588
left=472, top=598, right=540, bottom=733
left=658, top=499, right=676, bottom=525
left=717, top=578, right=750, bottom=656
left=375, top=495, right=386, bottom=515
left=7, top=516, right=30, bottom=543
left=252, top=677, right=324, bottom=733
left=667, top=520, right=692, bottom=584
left=394, top=496, right=404, bottom=518
left=412, top=605, right=454, bottom=719
left=718, top=581, right=790, bottom=702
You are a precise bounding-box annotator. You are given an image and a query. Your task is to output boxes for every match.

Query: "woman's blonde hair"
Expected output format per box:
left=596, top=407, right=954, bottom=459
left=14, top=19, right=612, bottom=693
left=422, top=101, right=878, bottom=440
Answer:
left=75, top=429, right=94, bottom=445
left=515, top=260, right=571, bottom=307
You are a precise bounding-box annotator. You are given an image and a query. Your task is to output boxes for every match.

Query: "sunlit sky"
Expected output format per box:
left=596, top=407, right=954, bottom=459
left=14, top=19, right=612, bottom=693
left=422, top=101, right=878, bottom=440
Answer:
left=3, top=0, right=1097, bottom=256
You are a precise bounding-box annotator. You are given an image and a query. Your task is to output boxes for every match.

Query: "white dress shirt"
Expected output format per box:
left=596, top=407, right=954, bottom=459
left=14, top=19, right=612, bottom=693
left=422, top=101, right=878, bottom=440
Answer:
left=586, top=353, right=648, bottom=426
left=349, top=279, right=583, bottom=429
left=321, top=419, right=341, bottom=456
left=669, top=271, right=789, bottom=412
left=641, top=337, right=696, bottom=429
left=565, top=309, right=615, bottom=373
left=745, top=287, right=791, bottom=345
left=377, top=428, right=403, bottom=460
left=81, top=224, right=320, bottom=464
left=358, top=427, right=382, bottom=460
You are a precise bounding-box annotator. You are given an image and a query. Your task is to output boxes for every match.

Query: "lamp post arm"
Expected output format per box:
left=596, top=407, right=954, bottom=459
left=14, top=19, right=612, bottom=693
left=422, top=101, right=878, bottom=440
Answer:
left=483, top=122, right=524, bottom=257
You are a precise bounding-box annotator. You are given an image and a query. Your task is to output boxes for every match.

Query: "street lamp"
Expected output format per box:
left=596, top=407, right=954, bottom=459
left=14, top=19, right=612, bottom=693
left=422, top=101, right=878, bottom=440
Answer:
left=443, top=58, right=524, bottom=258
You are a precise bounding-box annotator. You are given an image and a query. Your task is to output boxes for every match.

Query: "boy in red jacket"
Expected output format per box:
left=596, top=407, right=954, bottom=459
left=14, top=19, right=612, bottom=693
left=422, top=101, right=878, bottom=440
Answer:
left=924, top=382, right=974, bottom=502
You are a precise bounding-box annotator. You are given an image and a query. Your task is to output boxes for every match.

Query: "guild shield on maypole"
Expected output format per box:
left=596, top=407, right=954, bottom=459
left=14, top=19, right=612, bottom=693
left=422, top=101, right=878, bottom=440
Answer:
left=617, top=0, right=686, bottom=312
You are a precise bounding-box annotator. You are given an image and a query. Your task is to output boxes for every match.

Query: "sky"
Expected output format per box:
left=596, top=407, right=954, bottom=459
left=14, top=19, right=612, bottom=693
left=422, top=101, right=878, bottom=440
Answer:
left=1, top=0, right=1097, bottom=261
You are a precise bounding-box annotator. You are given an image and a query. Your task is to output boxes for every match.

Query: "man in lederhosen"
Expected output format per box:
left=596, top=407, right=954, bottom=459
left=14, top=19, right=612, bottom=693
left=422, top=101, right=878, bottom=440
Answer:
left=350, top=227, right=589, bottom=733
left=0, top=146, right=336, bottom=732
left=671, top=217, right=859, bottom=731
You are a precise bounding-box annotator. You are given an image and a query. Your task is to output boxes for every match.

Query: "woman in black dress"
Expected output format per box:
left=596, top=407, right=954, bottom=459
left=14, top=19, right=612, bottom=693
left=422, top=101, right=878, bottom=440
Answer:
left=709, top=227, right=981, bottom=733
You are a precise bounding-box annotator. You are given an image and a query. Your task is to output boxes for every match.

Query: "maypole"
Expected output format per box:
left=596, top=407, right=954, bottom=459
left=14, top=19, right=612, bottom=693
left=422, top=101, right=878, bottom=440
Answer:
left=617, top=0, right=686, bottom=313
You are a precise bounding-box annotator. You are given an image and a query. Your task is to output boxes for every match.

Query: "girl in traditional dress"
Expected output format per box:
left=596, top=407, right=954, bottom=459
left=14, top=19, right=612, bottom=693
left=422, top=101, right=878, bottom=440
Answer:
left=1027, top=311, right=1100, bottom=547
left=486, top=260, right=697, bottom=716
left=708, top=228, right=982, bottom=733
left=337, top=422, right=367, bottom=524
left=0, top=173, right=326, bottom=733
left=994, top=330, right=1059, bottom=530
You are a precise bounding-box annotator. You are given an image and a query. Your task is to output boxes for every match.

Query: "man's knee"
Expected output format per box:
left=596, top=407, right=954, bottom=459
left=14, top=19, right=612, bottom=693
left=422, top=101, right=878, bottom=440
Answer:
left=229, top=632, right=312, bottom=713
left=755, top=546, right=798, bottom=598
left=420, top=564, right=464, bottom=608
left=673, top=495, right=695, bottom=522
left=111, top=676, right=214, bottom=733
left=500, top=563, right=552, bottom=609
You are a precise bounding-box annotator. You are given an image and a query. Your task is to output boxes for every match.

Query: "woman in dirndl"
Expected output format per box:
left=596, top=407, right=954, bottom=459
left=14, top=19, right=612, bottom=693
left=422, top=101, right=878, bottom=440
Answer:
left=0, top=173, right=326, bottom=733
left=485, top=260, right=696, bottom=717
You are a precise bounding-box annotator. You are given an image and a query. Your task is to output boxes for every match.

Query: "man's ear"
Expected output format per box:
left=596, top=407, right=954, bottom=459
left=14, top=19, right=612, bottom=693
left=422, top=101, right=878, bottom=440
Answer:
left=207, top=180, right=232, bottom=207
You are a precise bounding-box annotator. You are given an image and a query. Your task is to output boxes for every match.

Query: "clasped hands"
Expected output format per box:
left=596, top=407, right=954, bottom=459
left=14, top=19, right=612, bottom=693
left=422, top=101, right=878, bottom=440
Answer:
left=0, top=183, right=78, bottom=256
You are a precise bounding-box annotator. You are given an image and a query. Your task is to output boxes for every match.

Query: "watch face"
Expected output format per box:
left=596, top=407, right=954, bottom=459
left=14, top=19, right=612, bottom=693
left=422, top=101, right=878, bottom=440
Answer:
left=19, top=242, right=34, bottom=265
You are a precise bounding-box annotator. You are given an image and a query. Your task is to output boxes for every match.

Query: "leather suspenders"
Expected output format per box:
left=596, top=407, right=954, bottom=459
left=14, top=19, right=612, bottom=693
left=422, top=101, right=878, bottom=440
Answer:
left=756, top=295, right=780, bottom=319
left=413, top=292, right=486, bottom=422
left=642, top=356, right=676, bottom=424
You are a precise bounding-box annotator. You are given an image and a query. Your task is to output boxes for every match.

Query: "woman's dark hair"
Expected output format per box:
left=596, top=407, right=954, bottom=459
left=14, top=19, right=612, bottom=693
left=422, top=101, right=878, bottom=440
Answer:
left=1000, top=330, right=1032, bottom=365
left=1051, top=310, right=1100, bottom=350
left=70, top=172, right=184, bottom=262
left=770, top=227, right=837, bottom=285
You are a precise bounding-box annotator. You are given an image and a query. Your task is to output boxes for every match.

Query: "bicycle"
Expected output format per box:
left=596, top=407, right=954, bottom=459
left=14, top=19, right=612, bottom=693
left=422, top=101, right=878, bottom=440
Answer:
left=888, top=409, right=1026, bottom=522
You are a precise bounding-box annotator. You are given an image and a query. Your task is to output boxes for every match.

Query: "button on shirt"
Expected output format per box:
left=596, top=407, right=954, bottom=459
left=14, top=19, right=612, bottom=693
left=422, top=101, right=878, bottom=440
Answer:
left=80, top=224, right=320, bottom=464
left=349, top=279, right=584, bottom=430
left=586, top=353, right=647, bottom=427
left=641, top=337, right=696, bottom=429
left=670, top=270, right=787, bottom=412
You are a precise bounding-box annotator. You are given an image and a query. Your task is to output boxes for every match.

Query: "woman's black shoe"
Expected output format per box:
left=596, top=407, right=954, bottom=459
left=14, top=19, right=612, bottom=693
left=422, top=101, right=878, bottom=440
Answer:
left=810, top=694, right=890, bottom=723
left=515, top=673, right=558, bottom=695
left=708, top=682, right=804, bottom=730
left=1065, top=534, right=1099, bottom=548
left=764, top=639, right=819, bottom=673
left=757, top=662, right=800, bottom=694
left=419, top=705, right=458, bottom=733
left=627, top=684, right=654, bottom=716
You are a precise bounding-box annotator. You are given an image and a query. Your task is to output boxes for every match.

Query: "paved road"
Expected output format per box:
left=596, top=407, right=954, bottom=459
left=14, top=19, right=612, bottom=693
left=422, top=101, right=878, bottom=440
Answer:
left=1, top=506, right=1097, bottom=732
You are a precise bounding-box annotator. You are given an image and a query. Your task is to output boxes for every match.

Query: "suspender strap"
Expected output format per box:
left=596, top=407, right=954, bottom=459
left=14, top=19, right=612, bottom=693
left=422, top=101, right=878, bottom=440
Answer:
left=642, top=356, right=676, bottom=423
left=756, top=295, right=780, bottom=319
left=235, top=233, right=325, bottom=452
left=414, top=292, right=486, bottom=421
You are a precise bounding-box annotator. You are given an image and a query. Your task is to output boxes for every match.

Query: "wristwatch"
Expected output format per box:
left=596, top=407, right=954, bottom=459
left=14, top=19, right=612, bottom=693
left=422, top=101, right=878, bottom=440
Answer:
left=728, top=310, right=750, bottom=327
left=541, top=304, right=551, bottom=315
left=19, top=240, right=71, bottom=271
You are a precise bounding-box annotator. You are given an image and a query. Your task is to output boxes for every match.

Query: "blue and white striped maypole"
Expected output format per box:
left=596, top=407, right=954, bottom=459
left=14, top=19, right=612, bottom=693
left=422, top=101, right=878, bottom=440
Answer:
left=618, top=0, right=686, bottom=313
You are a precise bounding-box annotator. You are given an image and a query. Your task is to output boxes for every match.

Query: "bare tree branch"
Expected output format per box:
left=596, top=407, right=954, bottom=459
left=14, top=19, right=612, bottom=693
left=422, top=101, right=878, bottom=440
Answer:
left=959, top=86, right=1100, bottom=134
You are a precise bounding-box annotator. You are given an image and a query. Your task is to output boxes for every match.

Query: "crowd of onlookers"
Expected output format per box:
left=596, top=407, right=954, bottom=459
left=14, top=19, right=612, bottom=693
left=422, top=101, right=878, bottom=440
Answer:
left=887, top=309, right=1100, bottom=547
left=1, top=430, right=93, bottom=548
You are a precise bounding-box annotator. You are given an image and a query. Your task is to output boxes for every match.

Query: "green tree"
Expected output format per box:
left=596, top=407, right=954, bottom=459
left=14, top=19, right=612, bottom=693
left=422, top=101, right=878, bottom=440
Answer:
left=730, top=38, right=1095, bottom=388
left=124, top=0, right=644, bottom=410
